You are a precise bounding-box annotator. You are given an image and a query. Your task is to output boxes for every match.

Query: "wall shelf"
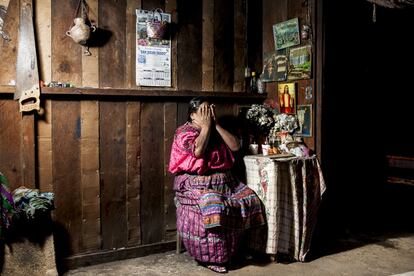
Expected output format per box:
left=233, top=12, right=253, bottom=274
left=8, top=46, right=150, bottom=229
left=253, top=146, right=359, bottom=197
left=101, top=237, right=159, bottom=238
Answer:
left=0, top=85, right=267, bottom=101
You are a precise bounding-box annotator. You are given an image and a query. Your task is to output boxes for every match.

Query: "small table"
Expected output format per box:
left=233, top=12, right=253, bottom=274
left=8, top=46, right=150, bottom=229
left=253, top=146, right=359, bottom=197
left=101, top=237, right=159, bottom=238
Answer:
left=244, top=154, right=326, bottom=262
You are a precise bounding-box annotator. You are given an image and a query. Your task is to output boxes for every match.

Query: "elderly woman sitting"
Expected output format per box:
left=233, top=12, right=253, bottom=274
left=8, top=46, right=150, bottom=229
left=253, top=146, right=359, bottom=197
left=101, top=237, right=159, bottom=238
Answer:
left=169, top=97, right=265, bottom=273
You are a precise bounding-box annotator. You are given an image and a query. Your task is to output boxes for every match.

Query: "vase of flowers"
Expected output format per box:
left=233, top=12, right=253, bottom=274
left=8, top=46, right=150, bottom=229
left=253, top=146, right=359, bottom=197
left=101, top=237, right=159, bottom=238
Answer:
left=245, top=104, right=276, bottom=145
left=246, top=104, right=299, bottom=154
left=268, top=113, right=298, bottom=144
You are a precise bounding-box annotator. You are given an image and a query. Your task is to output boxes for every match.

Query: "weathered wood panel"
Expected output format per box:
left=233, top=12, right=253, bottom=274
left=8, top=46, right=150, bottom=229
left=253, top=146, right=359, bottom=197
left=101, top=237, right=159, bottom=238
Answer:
left=177, top=0, right=202, bottom=90
left=163, top=102, right=177, bottom=236
left=51, top=0, right=83, bottom=257
left=202, top=0, right=214, bottom=91
left=35, top=0, right=53, bottom=193
left=233, top=0, right=246, bottom=92
left=80, top=100, right=101, bottom=252
left=0, top=100, right=22, bottom=189
left=52, top=100, right=82, bottom=255
left=247, top=0, right=263, bottom=75
left=126, top=101, right=141, bottom=246
left=214, top=0, right=234, bottom=92
left=51, top=0, right=82, bottom=85
left=0, top=0, right=18, bottom=85
left=140, top=102, right=165, bottom=244
left=99, top=101, right=127, bottom=249
left=20, top=114, right=35, bottom=188
left=126, top=0, right=141, bottom=88
left=98, top=0, right=128, bottom=249
left=99, top=0, right=126, bottom=88
left=80, top=0, right=101, bottom=252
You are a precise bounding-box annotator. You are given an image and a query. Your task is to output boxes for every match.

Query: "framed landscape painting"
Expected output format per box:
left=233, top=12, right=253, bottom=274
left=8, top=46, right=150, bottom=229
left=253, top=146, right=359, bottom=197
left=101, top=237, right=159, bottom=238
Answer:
left=288, top=44, right=312, bottom=80
left=272, top=18, right=300, bottom=50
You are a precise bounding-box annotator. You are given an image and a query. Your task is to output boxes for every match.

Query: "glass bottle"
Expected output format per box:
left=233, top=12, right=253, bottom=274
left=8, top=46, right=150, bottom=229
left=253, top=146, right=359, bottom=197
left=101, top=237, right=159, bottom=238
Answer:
left=244, top=67, right=251, bottom=93
left=250, top=71, right=258, bottom=93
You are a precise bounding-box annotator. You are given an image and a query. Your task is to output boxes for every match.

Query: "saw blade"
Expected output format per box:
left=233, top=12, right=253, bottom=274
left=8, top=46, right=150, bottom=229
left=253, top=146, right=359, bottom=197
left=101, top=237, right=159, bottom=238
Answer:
left=15, top=0, right=40, bottom=112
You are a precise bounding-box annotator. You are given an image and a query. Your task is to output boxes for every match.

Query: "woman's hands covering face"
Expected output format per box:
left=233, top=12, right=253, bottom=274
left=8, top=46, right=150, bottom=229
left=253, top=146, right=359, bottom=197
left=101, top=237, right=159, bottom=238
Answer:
left=192, top=103, right=212, bottom=129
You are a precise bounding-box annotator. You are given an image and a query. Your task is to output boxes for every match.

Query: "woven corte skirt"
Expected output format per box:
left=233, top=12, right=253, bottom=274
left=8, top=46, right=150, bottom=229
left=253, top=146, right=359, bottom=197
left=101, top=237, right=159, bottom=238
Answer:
left=174, top=171, right=265, bottom=264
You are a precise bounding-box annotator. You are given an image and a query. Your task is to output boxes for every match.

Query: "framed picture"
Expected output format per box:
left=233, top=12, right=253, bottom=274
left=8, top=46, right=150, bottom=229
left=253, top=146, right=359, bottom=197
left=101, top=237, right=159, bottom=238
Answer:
left=288, top=44, right=312, bottom=80
left=272, top=18, right=300, bottom=50
left=295, top=104, right=312, bottom=137
left=261, top=52, right=278, bottom=82
left=277, top=82, right=296, bottom=114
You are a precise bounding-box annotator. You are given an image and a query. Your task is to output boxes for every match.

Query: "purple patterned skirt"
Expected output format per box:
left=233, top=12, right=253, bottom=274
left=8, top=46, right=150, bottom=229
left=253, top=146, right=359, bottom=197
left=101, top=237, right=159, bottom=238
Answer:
left=174, top=171, right=265, bottom=264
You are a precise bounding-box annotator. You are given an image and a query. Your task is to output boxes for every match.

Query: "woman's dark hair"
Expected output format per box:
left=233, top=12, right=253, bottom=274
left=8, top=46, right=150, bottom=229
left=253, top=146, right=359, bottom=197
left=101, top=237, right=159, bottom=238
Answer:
left=187, top=96, right=208, bottom=122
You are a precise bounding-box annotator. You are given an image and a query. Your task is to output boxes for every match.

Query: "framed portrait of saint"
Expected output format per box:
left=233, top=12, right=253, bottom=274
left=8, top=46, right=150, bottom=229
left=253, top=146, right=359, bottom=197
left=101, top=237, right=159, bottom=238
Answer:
left=277, top=82, right=296, bottom=114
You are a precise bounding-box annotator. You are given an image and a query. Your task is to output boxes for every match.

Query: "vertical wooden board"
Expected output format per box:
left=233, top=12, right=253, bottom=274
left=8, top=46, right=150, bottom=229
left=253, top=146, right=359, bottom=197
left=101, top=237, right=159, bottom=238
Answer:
left=177, top=0, right=202, bottom=90
left=126, top=0, right=142, bottom=88
left=51, top=0, right=82, bottom=85
left=0, top=100, right=22, bottom=189
left=140, top=102, right=164, bottom=244
left=81, top=0, right=99, bottom=87
left=177, top=101, right=188, bottom=126
left=165, top=0, right=178, bottom=90
left=247, top=0, right=262, bottom=73
left=52, top=101, right=82, bottom=255
left=287, top=0, right=306, bottom=25
left=99, top=101, right=128, bottom=249
left=20, top=114, right=35, bottom=188
left=37, top=100, right=53, bottom=192
left=233, top=0, right=246, bottom=92
left=262, top=0, right=284, bottom=54
left=35, top=0, right=51, bottom=83
left=36, top=0, right=53, bottom=192
left=214, top=0, right=234, bottom=92
left=0, top=0, right=18, bottom=85
left=80, top=100, right=101, bottom=252
left=163, top=102, right=177, bottom=233
left=80, top=0, right=101, bottom=252
left=202, top=0, right=214, bottom=91
left=99, top=0, right=126, bottom=88
left=126, top=101, right=141, bottom=246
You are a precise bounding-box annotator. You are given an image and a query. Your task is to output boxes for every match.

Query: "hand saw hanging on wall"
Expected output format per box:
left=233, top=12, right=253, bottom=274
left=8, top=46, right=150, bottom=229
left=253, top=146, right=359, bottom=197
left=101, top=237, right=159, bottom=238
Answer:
left=15, top=0, right=41, bottom=113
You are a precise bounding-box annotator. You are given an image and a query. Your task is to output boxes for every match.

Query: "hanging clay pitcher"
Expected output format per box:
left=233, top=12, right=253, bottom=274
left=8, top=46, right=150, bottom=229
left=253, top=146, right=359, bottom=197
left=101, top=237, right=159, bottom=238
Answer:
left=66, top=17, right=95, bottom=45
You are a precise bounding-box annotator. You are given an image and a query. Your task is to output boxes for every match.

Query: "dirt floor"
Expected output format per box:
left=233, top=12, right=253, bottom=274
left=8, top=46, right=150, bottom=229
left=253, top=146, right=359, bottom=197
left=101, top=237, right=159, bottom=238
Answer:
left=66, top=232, right=414, bottom=276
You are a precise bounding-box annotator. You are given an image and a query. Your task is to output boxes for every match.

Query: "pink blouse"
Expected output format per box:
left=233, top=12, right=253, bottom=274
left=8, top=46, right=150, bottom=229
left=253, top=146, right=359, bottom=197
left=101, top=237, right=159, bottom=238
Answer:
left=168, top=123, right=235, bottom=175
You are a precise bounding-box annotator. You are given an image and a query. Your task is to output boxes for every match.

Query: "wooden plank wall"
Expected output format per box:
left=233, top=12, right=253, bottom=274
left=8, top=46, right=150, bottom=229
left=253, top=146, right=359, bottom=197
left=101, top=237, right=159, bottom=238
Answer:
left=262, top=0, right=317, bottom=150
left=0, top=0, right=266, bottom=264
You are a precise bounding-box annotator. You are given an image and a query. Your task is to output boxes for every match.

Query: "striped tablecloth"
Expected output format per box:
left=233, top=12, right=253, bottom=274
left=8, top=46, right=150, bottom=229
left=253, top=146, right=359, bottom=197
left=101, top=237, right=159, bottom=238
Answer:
left=244, top=154, right=326, bottom=262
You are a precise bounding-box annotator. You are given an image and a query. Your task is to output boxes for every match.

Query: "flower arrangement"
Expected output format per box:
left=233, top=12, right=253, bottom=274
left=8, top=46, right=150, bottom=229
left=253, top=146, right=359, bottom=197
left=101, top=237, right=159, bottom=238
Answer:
left=246, top=104, right=298, bottom=145
left=245, top=104, right=275, bottom=133
left=268, top=113, right=299, bottom=138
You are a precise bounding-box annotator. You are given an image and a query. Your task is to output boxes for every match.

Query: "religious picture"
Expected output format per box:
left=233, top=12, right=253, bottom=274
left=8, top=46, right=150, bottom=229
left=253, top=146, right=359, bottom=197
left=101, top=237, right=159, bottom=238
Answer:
left=277, top=82, right=296, bottom=114
left=261, top=52, right=277, bottom=82
left=288, top=44, right=312, bottom=80
left=295, top=104, right=312, bottom=137
left=273, top=18, right=300, bottom=50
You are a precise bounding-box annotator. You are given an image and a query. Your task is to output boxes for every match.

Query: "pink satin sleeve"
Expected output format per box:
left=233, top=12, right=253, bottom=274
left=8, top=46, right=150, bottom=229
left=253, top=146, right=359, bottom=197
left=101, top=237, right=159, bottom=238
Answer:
left=168, top=124, right=234, bottom=175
